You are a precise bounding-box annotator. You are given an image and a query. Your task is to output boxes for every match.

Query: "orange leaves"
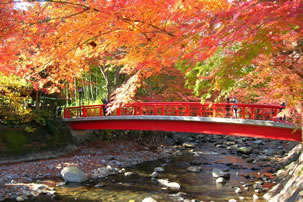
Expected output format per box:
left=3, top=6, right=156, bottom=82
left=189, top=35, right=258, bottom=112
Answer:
left=2, top=0, right=301, bottom=124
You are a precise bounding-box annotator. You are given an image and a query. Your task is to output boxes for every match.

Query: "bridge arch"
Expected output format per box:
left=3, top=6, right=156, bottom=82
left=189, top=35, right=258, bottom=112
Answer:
left=64, top=102, right=302, bottom=142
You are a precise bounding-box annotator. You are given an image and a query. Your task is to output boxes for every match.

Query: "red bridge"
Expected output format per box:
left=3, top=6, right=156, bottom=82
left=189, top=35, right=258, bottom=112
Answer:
left=63, top=102, right=302, bottom=142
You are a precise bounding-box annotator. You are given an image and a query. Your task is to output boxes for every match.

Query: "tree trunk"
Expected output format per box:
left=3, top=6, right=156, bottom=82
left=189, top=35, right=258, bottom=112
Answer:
left=114, top=66, right=120, bottom=89
left=65, top=85, right=69, bottom=108
left=74, top=78, right=77, bottom=105
left=35, top=90, right=40, bottom=110
left=90, top=74, right=94, bottom=101
left=107, top=71, right=112, bottom=101
left=99, top=65, right=111, bottom=101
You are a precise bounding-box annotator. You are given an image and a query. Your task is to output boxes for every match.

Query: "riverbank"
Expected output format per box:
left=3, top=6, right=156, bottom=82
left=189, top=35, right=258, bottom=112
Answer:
left=0, top=139, right=175, bottom=201
left=264, top=143, right=303, bottom=201
left=0, top=132, right=302, bottom=201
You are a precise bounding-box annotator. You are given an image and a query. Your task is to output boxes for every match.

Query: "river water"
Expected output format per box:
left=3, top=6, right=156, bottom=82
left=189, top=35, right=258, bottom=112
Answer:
left=44, top=134, right=293, bottom=202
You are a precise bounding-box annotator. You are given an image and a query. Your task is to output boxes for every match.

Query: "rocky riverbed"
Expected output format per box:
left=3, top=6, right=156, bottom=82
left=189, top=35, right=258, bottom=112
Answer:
left=0, top=133, right=301, bottom=201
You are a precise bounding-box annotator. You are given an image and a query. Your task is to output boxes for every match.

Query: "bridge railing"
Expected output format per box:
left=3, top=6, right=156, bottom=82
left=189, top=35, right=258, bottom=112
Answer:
left=64, top=102, right=285, bottom=121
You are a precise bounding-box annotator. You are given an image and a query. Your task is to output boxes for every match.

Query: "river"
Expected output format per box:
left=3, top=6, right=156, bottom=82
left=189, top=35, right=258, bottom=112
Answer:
left=37, top=134, right=297, bottom=202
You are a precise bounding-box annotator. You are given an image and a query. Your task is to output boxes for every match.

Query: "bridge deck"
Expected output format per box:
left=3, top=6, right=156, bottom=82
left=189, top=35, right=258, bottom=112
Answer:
left=64, top=103, right=302, bottom=142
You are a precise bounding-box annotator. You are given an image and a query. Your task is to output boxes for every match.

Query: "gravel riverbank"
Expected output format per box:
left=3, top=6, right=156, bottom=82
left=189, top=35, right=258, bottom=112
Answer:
left=0, top=140, right=177, bottom=201
left=0, top=133, right=301, bottom=201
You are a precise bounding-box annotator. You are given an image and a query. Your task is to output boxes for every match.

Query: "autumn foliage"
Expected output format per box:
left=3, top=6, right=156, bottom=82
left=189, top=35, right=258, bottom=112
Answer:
left=0, top=0, right=302, bottom=124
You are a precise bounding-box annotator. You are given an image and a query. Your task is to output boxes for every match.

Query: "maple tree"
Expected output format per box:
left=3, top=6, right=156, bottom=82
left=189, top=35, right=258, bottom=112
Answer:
left=195, top=0, right=303, bottom=126
left=136, top=65, right=199, bottom=102
left=0, top=0, right=302, bottom=129
left=0, top=0, right=229, bottom=100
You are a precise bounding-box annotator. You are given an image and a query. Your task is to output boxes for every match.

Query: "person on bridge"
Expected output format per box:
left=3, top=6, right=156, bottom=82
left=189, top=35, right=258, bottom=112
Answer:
left=280, top=102, right=286, bottom=121
left=225, top=98, right=231, bottom=118
left=232, top=96, right=238, bottom=119
left=102, top=99, right=109, bottom=116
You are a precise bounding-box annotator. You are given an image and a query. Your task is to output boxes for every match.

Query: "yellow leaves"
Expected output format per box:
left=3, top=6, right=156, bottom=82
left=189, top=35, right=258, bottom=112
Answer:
left=0, top=72, right=32, bottom=123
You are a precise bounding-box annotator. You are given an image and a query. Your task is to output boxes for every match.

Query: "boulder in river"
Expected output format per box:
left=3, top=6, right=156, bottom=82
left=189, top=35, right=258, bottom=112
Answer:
left=157, top=179, right=181, bottom=191
left=187, top=166, right=202, bottom=173
left=124, top=172, right=135, bottom=177
left=212, top=168, right=230, bottom=179
left=167, top=182, right=181, bottom=191
left=61, top=166, right=88, bottom=183
left=151, top=171, right=158, bottom=178
left=154, top=167, right=165, bottom=172
left=142, top=197, right=158, bottom=202
left=216, top=177, right=226, bottom=184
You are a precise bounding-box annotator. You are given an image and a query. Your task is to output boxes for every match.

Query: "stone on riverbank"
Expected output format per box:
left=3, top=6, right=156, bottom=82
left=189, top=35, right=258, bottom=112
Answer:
left=61, top=166, right=88, bottom=183
left=237, top=147, right=252, bottom=155
left=4, top=174, right=19, bottom=181
left=182, top=142, right=196, bottom=148
left=0, top=196, right=5, bottom=202
left=16, top=195, right=28, bottom=201
left=263, top=144, right=303, bottom=201
left=0, top=178, right=4, bottom=188
left=98, top=167, right=111, bottom=177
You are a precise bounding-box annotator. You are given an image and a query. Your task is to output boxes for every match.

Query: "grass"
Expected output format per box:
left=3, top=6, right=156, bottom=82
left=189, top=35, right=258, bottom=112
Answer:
left=0, top=122, right=73, bottom=157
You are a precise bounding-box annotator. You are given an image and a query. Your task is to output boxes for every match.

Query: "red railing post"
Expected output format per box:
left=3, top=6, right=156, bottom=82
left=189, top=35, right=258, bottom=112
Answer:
left=242, top=106, right=246, bottom=119
left=176, top=105, right=179, bottom=116
left=251, top=108, right=254, bottom=120
left=139, top=104, right=142, bottom=115
left=273, top=108, right=278, bottom=118
left=154, top=105, right=157, bottom=115
left=99, top=106, right=103, bottom=116
left=185, top=104, right=189, bottom=116
left=64, top=109, right=70, bottom=118
left=83, top=107, right=87, bottom=117
left=134, top=104, right=137, bottom=115
left=223, top=105, right=226, bottom=118
left=213, top=105, right=216, bottom=117
left=117, top=106, right=121, bottom=115
left=63, top=102, right=283, bottom=122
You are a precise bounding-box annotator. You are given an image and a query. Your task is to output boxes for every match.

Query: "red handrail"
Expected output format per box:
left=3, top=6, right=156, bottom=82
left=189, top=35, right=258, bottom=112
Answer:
left=64, top=102, right=285, bottom=122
